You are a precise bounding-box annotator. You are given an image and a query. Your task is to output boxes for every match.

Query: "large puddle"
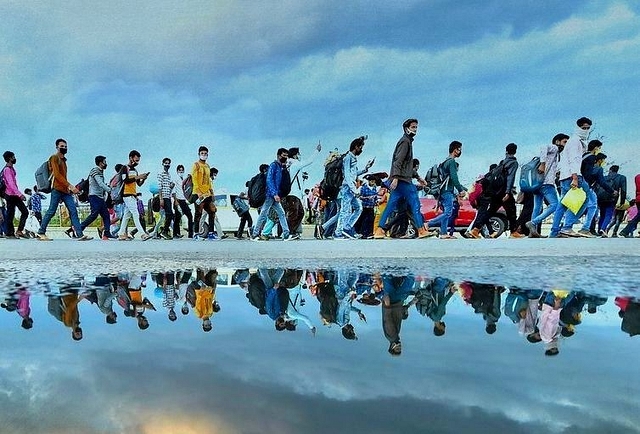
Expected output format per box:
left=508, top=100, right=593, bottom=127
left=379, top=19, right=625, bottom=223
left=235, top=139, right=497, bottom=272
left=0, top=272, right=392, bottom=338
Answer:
left=1, top=265, right=638, bottom=434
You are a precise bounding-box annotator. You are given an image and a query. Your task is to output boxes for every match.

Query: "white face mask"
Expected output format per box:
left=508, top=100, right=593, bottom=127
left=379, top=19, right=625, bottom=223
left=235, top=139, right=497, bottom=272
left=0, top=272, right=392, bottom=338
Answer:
left=199, top=154, right=208, bottom=161
left=577, top=127, right=590, bottom=141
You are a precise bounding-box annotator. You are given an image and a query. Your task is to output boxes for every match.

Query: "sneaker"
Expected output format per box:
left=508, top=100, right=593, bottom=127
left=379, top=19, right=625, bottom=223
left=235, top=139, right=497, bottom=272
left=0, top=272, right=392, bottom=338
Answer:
left=559, top=229, right=580, bottom=238
left=37, top=233, right=52, bottom=241
left=15, top=231, right=30, bottom=239
left=159, top=231, right=172, bottom=240
left=207, top=232, right=218, bottom=240
left=118, top=235, right=131, bottom=241
left=373, top=227, right=386, bottom=239
left=220, top=234, right=229, bottom=239
left=577, top=229, right=596, bottom=238
left=439, top=234, right=456, bottom=239
left=597, top=230, right=608, bottom=238
left=77, top=235, right=93, bottom=241
left=64, top=228, right=74, bottom=238
left=525, top=221, right=540, bottom=238
left=282, top=234, right=299, bottom=241
left=141, top=233, right=152, bottom=241
left=130, top=228, right=138, bottom=239
left=342, top=230, right=357, bottom=240
left=332, top=234, right=347, bottom=240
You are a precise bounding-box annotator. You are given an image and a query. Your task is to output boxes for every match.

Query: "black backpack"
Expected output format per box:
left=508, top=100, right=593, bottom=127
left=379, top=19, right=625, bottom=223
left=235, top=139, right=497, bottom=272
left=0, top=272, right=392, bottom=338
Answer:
left=246, top=273, right=267, bottom=314
left=316, top=281, right=338, bottom=324
left=247, top=172, right=267, bottom=208
left=594, top=173, right=617, bottom=203
left=481, top=161, right=508, bottom=198
left=280, top=167, right=292, bottom=197
left=75, top=178, right=90, bottom=203
left=319, top=152, right=347, bottom=200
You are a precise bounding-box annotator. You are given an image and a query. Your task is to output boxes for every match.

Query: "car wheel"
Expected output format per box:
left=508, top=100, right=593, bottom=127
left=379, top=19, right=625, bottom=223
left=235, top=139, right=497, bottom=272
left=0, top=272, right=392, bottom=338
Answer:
left=488, top=216, right=506, bottom=237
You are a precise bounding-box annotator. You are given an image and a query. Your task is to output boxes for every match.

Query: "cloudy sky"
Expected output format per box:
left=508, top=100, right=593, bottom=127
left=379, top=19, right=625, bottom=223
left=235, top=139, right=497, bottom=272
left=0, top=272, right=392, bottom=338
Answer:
left=2, top=1, right=640, bottom=196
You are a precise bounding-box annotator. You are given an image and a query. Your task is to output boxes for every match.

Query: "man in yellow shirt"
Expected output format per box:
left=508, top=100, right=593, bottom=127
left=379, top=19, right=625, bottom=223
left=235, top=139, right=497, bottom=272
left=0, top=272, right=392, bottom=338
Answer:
left=191, top=146, right=217, bottom=239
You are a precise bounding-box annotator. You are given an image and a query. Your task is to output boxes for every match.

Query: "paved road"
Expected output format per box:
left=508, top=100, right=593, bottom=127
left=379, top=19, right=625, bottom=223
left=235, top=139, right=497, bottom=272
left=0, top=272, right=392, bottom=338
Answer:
left=2, top=235, right=638, bottom=294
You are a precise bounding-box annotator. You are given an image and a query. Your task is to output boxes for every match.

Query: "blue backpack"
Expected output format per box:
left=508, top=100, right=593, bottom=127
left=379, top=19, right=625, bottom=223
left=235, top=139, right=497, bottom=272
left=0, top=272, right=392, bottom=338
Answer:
left=519, top=157, right=544, bottom=192
left=504, top=292, right=529, bottom=323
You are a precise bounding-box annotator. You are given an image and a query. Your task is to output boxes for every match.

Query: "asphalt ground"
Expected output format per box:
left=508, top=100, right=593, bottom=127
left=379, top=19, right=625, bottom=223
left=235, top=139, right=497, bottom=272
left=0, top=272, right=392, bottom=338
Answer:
left=2, top=229, right=638, bottom=295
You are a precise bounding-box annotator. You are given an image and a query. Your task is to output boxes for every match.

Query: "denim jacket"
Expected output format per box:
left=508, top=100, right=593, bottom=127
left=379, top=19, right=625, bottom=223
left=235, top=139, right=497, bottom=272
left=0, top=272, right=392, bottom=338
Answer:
left=342, top=151, right=367, bottom=194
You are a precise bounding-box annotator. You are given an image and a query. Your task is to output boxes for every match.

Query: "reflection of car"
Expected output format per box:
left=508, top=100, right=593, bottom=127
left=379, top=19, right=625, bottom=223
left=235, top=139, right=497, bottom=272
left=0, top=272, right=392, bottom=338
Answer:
left=384, top=196, right=507, bottom=238
left=420, top=197, right=507, bottom=237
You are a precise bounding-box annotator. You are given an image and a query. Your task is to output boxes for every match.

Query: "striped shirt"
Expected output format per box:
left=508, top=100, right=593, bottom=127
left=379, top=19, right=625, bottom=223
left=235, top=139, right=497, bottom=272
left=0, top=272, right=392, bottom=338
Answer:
left=157, top=170, right=173, bottom=198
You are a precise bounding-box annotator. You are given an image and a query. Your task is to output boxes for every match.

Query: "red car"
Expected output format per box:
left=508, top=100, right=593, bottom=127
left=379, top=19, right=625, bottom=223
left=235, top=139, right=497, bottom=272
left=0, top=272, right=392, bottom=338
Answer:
left=420, top=197, right=507, bottom=237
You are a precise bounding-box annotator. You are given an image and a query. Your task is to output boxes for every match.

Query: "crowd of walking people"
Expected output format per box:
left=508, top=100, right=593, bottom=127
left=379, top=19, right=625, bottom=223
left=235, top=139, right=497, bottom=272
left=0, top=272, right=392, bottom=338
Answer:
left=1, top=116, right=639, bottom=241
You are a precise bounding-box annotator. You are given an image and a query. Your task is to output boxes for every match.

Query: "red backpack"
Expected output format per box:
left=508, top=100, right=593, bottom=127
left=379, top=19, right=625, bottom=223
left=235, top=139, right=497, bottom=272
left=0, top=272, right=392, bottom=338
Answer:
left=468, top=180, right=483, bottom=209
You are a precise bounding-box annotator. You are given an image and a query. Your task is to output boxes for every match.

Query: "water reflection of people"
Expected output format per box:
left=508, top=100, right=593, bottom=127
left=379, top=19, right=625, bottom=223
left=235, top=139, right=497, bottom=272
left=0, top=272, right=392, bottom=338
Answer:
left=460, top=281, right=503, bottom=334
left=282, top=269, right=316, bottom=335
left=381, top=273, right=415, bottom=356
left=616, top=297, right=640, bottom=337
left=317, top=270, right=366, bottom=340
left=87, top=274, right=118, bottom=324
left=152, top=271, right=178, bottom=322
left=1, top=284, right=33, bottom=329
left=47, top=289, right=85, bottom=340
left=413, top=277, right=455, bottom=337
left=117, top=273, right=155, bottom=330
left=186, top=268, right=219, bottom=332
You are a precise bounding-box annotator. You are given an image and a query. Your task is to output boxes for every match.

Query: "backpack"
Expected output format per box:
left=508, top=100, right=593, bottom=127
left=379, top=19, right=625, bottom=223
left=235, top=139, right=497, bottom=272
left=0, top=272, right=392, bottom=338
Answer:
left=594, top=173, right=617, bottom=203
left=319, top=152, right=347, bottom=200
left=316, top=281, right=338, bottom=324
left=519, top=157, right=544, bottom=193
left=34, top=160, right=53, bottom=194
left=108, top=166, right=126, bottom=204
left=247, top=172, right=267, bottom=208
left=504, top=292, right=529, bottom=323
left=75, top=178, right=89, bottom=203
left=424, top=160, right=449, bottom=197
left=481, top=161, right=508, bottom=198
left=0, top=167, right=6, bottom=197
left=246, top=273, right=267, bottom=314
left=468, top=180, right=483, bottom=208
left=182, top=174, right=193, bottom=200
left=280, top=167, right=292, bottom=197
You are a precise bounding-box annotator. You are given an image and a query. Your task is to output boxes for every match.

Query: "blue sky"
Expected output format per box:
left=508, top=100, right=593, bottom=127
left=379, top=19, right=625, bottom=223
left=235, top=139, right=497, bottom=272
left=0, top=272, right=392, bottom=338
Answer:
left=2, top=1, right=639, bottom=197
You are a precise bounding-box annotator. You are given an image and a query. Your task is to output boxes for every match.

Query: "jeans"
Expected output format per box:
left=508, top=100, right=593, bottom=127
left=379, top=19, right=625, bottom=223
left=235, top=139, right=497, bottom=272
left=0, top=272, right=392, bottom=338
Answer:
left=161, top=197, right=174, bottom=232
left=378, top=180, right=424, bottom=230
left=426, top=191, right=454, bottom=234
left=551, top=176, right=584, bottom=236
left=563, top=182, right=596, bottom=231
left=118, top=195, right=147, bottom=236
left=531, top=184, right=559, bottom=225
left=5, top=195, right=28, bottom=236
left=253, top=196, right=289, bottom=238
left=335, top=186, right=363, bottom=236
left=81, top=195, right=112, bottom=236
left=597, top=203, right=615, bottom=233
left=173, top=199, right=193, bottom=238
left=39, top=189, right=84, bottom=236
left=621, top=203, right=640, bottom=236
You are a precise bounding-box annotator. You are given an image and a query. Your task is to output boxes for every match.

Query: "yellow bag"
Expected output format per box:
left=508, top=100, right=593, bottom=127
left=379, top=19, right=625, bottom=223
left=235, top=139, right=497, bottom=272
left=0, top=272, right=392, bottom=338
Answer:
left=560, top=188, right=586, bottom=214
left=616, top=201, right=630, bottom=211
